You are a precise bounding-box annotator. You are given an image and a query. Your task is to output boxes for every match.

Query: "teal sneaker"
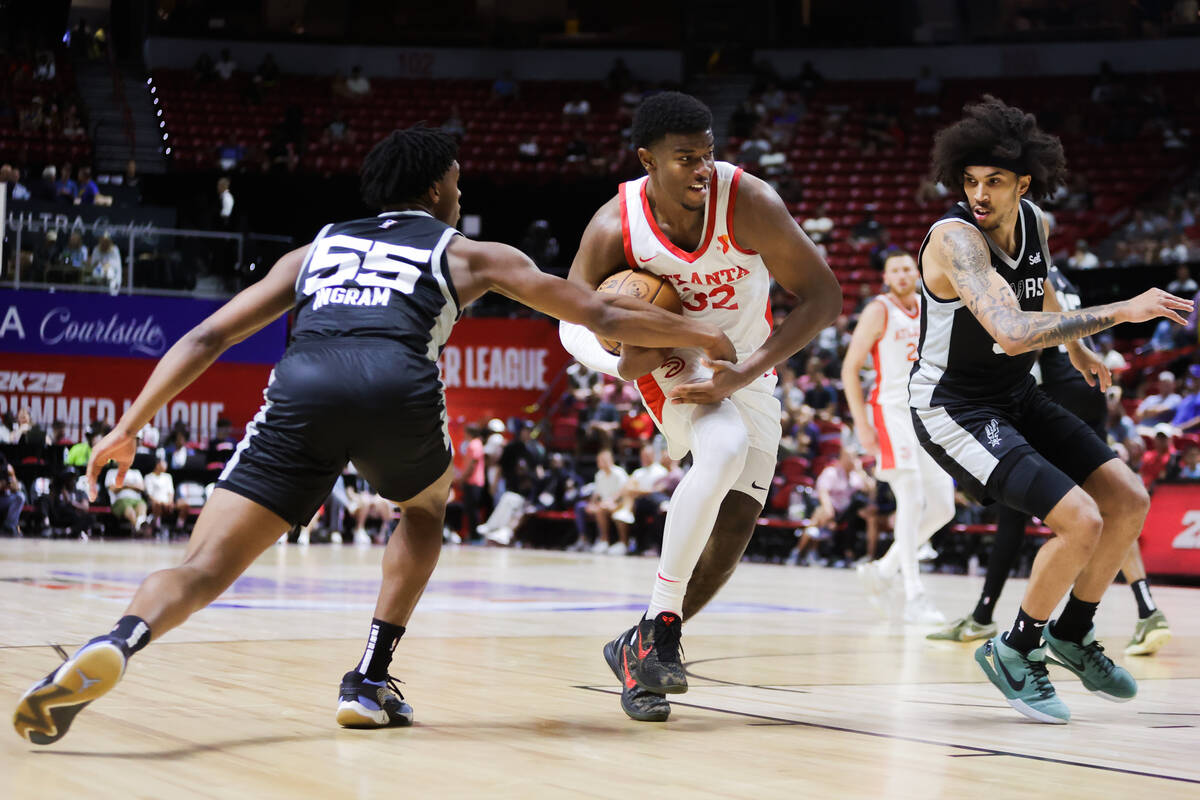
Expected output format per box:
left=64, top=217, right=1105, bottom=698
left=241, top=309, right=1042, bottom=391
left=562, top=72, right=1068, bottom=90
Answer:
left=1125, top=609, right=1171, bottom=657
left=975, top=636, right=1070, bottom=724
left=1043, top=624, right=1137, bottom=702
left=928, top=615, right=997, bottom=642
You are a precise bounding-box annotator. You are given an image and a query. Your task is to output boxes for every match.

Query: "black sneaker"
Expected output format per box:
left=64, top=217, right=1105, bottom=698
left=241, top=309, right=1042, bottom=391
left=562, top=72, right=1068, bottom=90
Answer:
left=13, top=637, right=127, bottom=745
left=622, top=612, right=687, bottom=694
left=336, top=671, right=413, bottom=728
left=603, top=627, right=669, bottom=722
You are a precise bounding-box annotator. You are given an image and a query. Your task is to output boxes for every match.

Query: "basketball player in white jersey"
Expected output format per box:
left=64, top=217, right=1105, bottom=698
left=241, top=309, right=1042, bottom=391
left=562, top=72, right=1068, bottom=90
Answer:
left=559, top=92, right=841, bottom=721
left=842, top=251, right=955, bottom=624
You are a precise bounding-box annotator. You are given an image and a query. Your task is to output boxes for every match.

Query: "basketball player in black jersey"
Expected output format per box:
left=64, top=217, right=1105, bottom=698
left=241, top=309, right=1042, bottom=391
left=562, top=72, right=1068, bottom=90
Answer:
left=12, top=125, right=737, bottom=745
left=930, top=264, right=1171, bottom=655
left=910, top=96, right=1191, bottom=723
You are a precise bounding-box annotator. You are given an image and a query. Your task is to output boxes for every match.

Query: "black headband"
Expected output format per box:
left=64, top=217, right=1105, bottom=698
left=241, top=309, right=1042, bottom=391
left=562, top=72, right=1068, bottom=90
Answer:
left=960, top=151, right=1028, bottom=176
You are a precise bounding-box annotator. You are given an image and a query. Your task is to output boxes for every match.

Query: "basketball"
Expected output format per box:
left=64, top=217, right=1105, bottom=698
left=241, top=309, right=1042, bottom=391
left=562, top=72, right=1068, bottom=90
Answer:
left=594, top=269, right=682, bottom=355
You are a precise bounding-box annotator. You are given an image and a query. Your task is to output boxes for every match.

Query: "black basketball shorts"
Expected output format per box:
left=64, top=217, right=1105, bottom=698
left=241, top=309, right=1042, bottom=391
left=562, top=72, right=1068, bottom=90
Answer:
left=911, top=377, right=1116, bottom=520
left=217, top=343, right=453, bottom=526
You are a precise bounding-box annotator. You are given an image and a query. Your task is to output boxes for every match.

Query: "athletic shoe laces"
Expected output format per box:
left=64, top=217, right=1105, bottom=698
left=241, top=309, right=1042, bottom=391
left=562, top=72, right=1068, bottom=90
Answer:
left=1025, top=657, right=1056, bottom=700
left=653, top=618, right=683, bottom=664
left=1080, top=641, right=1116, bottom=677
left=382, top=674, right=407, bottom=701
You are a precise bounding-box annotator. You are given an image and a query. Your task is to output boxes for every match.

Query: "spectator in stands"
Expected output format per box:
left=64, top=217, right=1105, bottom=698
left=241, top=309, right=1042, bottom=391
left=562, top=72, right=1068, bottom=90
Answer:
left=519, top=220, right=559, bottom=270
left=1123, top=208, right=1157, bottom=241
left=578, top=391, right=621, bottom=452
left=620, top=406, right=655, bottom=451
left=533, top=452, right=581, bottom=513
left=1178, top=443, right=1200, bottom=479
left=571, top=448, right=629, bottom=554
left=34, top=49, right=56, bottom=82
left=459, top=423, right=487, bottom=537
left=18, top=96, right=45, bottom=133
left=1096, top=334, right=1127, bottom=372
left=1106, top=386, right=1140, bottom=450
left=164, top=429, right=195, bottom=469
left=563, top=96, right=591, bottom=120
left=915, top=175, right=952, bottom=205
left=215, top=48, right=236, bottom=81
left=491, top=69, right=519, bottom=103
left=66, top=424, right=105, bottom=468
left=193, top=51, right=216, bottom=83
left=1167, top=265, right=1198, bottom=296
left=0, top=412, right=15, bottom=444
left=499, top=421, right=544, bottom=503
left=74, top=166, right=100, bottom=205
left=801, top=202, right=834, bottom=243
left=850, top=211, right=885, bottom=247
left=105, top=466, right=150, bottom=536
left=0, top=164, right=30, bottom=203
left=805, top=446, right=874, bottom=567
left=205, top=418, right=237, bottom=465
left=799, top=355, right=837, bottom=411
left=1137, top=371, right=1182, bottom=424
left=215, top=177, right=234, bottom=228
left=737, top=129, right=772, bottom=168
left=441, top=105, right=465, bottom=141
left=0, top=454, right=26, bottom=536
left=145, top=458, right=188, bottom=532
left=1169, top=365, right=1200, bottom=433
left=32, top=165, right=56, bottom=202
left=1140, top=424, right=1177, bottom=489
left=1161, top=235, right=1191, bottom=264
left=1067, top=239, right=1100, bottom=269
left=55, top=163, right=76, bottom=204
left=345, top=478, right=395, bottom=545
left=563, top=135, right=591, bottom=165
left=612, top=444, right=670, bottom=555
left=63, top=231, right=89, bottom=275
left=345, top=66, right=371, bottom=98
left=87, top=233, right=122, bottom=294
left=517, top=134, right=540, bottom=163
left=61, top=104, right=84, bottom=139
left=41, top=469, right=92, bottom=538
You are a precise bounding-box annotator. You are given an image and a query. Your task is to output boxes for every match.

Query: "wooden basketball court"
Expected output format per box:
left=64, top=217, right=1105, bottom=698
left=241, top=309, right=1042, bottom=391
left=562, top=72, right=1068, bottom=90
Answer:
left=1, top=538, right=1197, bottom=798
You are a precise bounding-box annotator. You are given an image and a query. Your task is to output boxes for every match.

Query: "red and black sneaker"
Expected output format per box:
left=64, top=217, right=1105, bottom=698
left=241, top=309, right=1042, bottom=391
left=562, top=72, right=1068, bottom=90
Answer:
left=603, top=626, right=670, bottom=722
left=622, top=612, right=687, bottom=694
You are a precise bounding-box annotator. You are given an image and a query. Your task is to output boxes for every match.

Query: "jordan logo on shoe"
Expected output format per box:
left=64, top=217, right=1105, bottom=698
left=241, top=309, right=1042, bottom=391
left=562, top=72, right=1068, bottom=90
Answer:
left=994, top=650, right=1026, bottom=691
left=76, top=670, right=100, bottom=690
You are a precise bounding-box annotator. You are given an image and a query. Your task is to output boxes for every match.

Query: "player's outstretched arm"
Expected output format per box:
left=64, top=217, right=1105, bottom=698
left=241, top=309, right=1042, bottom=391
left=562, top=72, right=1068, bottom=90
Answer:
left=85, top=247, right=308, bottom=498
left=669, top=172, right=841, bottom=404
left=928, top=224, right=1193, bottom=356
left=453, top=237, right=735, bottom=362
left=839, top=300, right=886, bottom=455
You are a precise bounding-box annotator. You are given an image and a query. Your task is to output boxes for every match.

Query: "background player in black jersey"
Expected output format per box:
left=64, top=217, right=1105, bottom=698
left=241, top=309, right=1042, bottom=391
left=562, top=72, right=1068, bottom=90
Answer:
left=929, top=264, right=1171, bottom=656
left=12, top=125, right=738, bottom=745
left=912, top=96, right=1191, bottom=723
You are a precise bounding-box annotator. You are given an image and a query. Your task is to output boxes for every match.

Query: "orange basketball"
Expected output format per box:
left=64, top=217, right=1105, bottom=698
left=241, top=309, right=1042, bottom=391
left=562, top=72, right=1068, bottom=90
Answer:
left=594, top=268, right=682, bottom=355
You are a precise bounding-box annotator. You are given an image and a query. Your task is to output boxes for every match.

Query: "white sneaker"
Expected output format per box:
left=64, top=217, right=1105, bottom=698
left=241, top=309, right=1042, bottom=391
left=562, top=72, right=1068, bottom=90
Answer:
left=354, top=529, right=372, bottom=546
left=904, top=593, right=946, bottom=625
left=612, top=508, right=635, bottom=525
left=329, top=531, right=343, bottom=545
left=916, top=542, right=939, bottom=562
left=590, top=539, right=609, bottom=554
left=485, top=526, right=513, bottom=546
left=443, top=527, right=462, bottom=544
left=606, top=540, right=627, bottom=556
left=297, top=529, right=310, bottom=546
left=276, top=532, right=288, bottom=545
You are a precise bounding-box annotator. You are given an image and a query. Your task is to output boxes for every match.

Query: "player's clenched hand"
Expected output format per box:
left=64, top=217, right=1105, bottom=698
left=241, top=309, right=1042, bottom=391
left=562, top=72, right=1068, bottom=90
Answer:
left=85, top=427, right=137, bottom=501
left=700, top=326, right=738, bottom=365
left=1122, top=288, right=1194, bottom=326
left=667, top=359, right=747, bottom=405
left=857, top=424, right=879, bottom=456
left=1068, top=346, right=1111, bottom=392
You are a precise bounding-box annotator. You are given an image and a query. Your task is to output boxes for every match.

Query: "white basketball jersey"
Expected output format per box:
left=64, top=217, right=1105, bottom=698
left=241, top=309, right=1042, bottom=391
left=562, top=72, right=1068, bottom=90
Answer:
left=868, top=293, right=921, bottom=409
left=619, top=161, right=776, bottom=420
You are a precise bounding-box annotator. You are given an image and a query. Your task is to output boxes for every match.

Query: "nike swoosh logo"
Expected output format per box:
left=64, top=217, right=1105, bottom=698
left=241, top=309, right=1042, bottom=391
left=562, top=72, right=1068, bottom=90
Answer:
left=637, top=630, right=653, bottom=660
left=994, top=649, right=1025, bottom=691
left=1053, top=648, right=1087, bottom=672
left=638, top=255, right=656, bottom=263
left=621, top=648, right=637, bottom=689
left=751, top=480, right=768, bottom=491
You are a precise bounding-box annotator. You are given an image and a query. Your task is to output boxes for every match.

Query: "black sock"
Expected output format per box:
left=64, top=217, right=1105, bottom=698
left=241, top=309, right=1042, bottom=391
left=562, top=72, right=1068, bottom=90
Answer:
left=1051, top=593, right=1100, bottom=643
left=356, top=618, right=405, bottom=682
left=971, top=594, right=995, bottom=625
left=1003, top=607, right=1047, bottom=654
left=108, top=615, right=151, bottom=655
left=1130, top=579, right=1156, bottom=619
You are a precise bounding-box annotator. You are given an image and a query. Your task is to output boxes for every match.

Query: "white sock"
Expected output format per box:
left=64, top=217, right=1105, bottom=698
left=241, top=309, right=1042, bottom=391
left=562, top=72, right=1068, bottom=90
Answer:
left=647, top=400, right=748, bottom=618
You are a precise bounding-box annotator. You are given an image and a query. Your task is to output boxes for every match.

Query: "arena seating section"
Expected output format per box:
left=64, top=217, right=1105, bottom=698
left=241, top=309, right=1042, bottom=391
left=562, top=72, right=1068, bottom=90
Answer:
left=0, top=55, right=91, bottom=167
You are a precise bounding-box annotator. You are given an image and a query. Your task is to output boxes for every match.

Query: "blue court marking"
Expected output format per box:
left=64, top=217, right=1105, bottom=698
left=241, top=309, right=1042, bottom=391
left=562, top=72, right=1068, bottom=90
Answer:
left=49, top=570, right=831, bottom=615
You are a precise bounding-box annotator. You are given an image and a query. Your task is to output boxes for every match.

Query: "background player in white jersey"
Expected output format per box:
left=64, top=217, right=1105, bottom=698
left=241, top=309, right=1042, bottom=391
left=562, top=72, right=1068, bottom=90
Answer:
left=842, top=251, right=955, bottom=624
left=559, top=92, right=840, bottom=721
left=913, top=97, right=1191, bottom=723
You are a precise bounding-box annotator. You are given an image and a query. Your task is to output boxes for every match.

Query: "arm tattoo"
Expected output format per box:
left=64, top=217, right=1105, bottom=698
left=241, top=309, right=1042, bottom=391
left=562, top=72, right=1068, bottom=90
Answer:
left=943, top=226, right=1119, bottom=352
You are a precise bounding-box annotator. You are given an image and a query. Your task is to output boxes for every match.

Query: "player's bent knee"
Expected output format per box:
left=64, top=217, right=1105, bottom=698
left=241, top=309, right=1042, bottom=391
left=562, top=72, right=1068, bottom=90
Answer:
left=1050, top=494, right=1103, bottom=551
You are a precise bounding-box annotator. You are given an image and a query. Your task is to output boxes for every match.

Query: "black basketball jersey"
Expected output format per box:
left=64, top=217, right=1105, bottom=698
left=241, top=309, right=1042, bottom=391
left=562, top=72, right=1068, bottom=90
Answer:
left=910, top=199, right=1050, bottom=409
left=287, top=210, right=461, bottom=387
left=1038, top=264, right=1091, bottom=388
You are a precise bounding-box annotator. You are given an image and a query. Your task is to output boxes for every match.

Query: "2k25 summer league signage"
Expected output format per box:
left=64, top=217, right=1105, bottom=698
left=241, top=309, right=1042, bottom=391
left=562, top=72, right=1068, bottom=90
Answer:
left=0, top=289, right=286, bottom=441
left=1139, top=483, right=1200, bottom=578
